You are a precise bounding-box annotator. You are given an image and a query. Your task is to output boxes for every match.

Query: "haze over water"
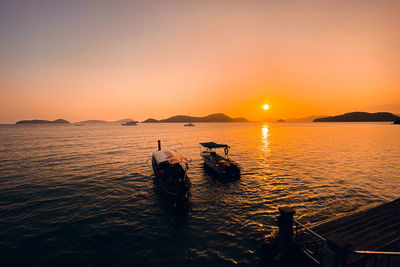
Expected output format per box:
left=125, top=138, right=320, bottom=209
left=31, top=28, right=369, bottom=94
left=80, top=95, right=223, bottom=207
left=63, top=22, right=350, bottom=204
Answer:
left=1, top=122, right=399, bottom=266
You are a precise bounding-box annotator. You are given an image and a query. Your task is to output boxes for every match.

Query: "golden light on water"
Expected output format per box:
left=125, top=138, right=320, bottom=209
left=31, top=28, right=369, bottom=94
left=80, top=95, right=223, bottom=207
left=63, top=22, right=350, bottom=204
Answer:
left=1, top=2, right=400, bottom=124
left=261, top=124, right=270, bottom=154
left=262, top=125, right=269, bottom=140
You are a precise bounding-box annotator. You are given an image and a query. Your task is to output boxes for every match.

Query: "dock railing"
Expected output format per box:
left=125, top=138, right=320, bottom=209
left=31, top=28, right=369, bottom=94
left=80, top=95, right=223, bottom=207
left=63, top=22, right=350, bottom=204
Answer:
left=350, top=250, right=400, bottom=267
left=293, top=219, right=400, bottom=267
left=294, top=219, right=326, bottom=265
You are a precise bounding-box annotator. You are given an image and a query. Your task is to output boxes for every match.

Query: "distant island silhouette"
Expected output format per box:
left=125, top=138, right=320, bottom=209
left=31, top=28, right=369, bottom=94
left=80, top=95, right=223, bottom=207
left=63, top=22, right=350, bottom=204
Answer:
left=16, top=119, right=70, bottom=124
left=314, top=112, right=400, bottom=122
left=76, top=119, right=108, bottom=124
left=114, top=119, right=137, bottom=124
left=16, top=118, right=138, bottom=125
left=142, top=113, right=248, bottom=123
left=286, top=115, right=328, bottom=122
left=75, top=118, right=136, bottom=124
left=15, top=112, right=399, bottom=125
left=142, top=118, right=160, bottom=123
left=260, top=115, right=327, bottom=122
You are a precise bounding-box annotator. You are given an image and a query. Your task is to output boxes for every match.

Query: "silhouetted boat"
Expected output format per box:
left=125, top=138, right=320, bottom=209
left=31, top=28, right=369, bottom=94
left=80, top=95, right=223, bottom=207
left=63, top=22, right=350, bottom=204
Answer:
left=184, top=115, right=195, bottom=126
left=152, top=140, right=191, bottom=207
left=122, top=121, right=137, bottom=126
left=200, top=142, right=240, bottom=178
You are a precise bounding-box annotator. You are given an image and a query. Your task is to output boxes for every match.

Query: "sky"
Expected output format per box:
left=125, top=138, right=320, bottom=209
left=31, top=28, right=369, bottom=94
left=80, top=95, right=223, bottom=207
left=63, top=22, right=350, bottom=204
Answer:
left=1, top=0, right=400, bottom=123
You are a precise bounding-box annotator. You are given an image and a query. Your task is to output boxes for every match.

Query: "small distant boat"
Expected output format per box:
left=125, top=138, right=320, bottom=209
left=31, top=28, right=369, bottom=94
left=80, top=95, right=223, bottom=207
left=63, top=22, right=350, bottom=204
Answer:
left=152, top=140, right=191, bottom=207
left=200, top=142, right=240, bottom=178
left=122, top=121, right=137, bottom=126
left=184, top=115, right=195, bottom=126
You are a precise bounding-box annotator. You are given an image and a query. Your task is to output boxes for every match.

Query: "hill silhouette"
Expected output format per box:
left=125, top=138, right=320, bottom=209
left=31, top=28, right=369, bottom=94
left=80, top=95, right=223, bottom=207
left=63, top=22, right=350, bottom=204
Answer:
left=75, top=118, right=136, bottom=124
left=76, top=120, right=108, bottom=124
left=314, top=112, right=400, bottom=122
left=114, top=118, right=136, bottom=124
left=142, top=113, right=248, bottom=123
left=261, top=115, right=327, bottom=122
left=142, top=118, right=159, bottom=123
left=16, top=119, right=70, bottom=124
left=286, top=115, right=328, bottom=122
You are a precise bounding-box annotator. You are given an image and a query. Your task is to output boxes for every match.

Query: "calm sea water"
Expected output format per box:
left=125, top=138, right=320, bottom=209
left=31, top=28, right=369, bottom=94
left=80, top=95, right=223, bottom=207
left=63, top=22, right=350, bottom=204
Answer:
left=0, top=122, right=399, bottom=266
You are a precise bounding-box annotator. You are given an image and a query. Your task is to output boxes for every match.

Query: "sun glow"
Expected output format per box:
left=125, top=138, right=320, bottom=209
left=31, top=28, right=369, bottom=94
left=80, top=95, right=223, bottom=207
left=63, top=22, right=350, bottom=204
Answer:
left=261, top=125, right=270, bottom=154
left=263, top=104, right=270, bottom=110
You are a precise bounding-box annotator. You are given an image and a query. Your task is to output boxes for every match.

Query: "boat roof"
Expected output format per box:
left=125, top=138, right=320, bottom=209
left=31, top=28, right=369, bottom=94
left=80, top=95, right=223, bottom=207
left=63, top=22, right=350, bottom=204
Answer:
left=200, top=142, right=229, bottom=149
left=153, top=150, right=188, bottom=164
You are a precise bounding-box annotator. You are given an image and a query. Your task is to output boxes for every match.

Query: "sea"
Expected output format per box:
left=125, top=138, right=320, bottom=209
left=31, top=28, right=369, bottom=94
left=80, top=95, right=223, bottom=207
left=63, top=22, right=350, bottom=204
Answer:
left=0, top=122, right=399, bottom=266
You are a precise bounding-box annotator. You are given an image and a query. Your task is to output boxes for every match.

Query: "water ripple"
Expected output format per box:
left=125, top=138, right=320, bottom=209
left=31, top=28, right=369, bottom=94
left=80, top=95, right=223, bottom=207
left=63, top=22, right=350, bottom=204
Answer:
left=0, top=123, right=399, bottom=266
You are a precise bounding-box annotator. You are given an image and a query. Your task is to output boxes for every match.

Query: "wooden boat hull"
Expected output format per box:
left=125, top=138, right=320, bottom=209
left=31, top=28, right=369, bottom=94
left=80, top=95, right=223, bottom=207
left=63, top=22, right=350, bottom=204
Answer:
left=152, top=156, right=191, bottom=204
left=201, top=152, right=240, bottom=178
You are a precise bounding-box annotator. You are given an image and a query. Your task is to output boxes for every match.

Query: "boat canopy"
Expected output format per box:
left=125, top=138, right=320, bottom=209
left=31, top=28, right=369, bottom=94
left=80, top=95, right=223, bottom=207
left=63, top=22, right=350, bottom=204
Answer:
left=153, top=150, right=188, bottom=164
left=200, top=142, right=229, bottom=149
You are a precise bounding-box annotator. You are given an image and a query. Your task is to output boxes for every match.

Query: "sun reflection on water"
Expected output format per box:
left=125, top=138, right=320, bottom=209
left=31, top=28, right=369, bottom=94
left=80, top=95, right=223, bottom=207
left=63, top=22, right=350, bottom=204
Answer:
left=1, top=123, right=400, bottom=266
left=261, top=124, right=270, bottom=154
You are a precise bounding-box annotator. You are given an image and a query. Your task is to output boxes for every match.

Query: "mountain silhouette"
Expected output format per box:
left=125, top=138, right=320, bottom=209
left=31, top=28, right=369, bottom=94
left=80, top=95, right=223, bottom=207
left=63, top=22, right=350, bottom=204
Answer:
left=314, top=112, right=400, bottom=122
left=16, top=119, right=70, bottom=124
left=75, top=118, right=136, bottom=124
left=142, top=113, right=248, bottom=123
left=286, top=115, right=328, bottom=122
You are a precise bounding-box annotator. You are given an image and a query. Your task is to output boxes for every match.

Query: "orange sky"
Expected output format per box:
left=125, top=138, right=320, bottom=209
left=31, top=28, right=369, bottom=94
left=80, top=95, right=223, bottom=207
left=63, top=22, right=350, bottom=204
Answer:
left=1, top=1, right=400, bottom=123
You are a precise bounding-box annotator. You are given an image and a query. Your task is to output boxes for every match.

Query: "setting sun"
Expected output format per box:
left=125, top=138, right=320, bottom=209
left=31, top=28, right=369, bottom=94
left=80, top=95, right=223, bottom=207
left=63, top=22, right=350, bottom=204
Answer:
left=1, top=2, right=400, bottom=266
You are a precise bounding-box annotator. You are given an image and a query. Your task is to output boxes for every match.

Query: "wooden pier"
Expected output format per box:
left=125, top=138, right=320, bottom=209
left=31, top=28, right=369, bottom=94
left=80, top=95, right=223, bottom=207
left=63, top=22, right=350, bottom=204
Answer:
left=262, top=198, right=400, bottom=266
left=312, top=198, right=400, bottom=266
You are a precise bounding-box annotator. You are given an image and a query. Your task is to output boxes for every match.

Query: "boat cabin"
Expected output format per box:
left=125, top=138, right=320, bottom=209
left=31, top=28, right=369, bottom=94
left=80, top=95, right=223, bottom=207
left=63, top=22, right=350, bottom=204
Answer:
left=152, top=142, right=191, bottom=205
left=200, top=142, right=240, bottom=178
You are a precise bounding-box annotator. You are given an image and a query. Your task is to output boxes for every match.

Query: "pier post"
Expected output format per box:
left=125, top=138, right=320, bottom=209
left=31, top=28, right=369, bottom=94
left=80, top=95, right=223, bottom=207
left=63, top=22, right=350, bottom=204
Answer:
left=277, top=206, right=296, bottom=247
left=158, top=140, right=161, bottom=151
left=260, top=206, right=305, bottom=266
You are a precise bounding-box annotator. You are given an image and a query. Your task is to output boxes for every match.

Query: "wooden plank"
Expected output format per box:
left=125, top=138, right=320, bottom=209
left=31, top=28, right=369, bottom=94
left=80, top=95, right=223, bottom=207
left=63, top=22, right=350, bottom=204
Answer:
left=299, top=198, right=400, bottom=266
